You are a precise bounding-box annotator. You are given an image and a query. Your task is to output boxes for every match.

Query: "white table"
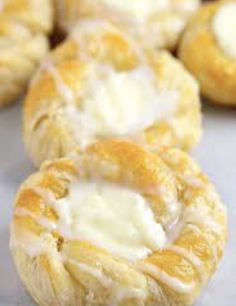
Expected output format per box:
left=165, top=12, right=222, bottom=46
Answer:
left=0, top=101, right=235, bottom=305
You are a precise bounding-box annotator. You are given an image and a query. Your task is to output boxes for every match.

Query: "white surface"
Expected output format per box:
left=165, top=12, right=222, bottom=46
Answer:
left=0, top=101, right=235, bottom=305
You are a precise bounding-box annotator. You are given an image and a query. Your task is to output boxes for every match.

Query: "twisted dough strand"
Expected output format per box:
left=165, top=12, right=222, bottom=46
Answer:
left=0, top=0, right=53, bottom=107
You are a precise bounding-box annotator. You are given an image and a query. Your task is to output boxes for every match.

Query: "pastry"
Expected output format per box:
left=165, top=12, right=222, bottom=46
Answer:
left=0, top=0, right=53, bottom=107
left=24, top=20, right=202, bottom=167
left=54, top=0, right=200, bottom=50
left=10, top=139, right=227, bottom=306
left=178, top=0, right=236, bottom=106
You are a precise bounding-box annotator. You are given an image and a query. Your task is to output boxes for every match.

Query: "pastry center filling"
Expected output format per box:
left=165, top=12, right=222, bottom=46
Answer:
left=100, top=0, right=169, bottom=20
left=56, top=182, right=167, bottom=261
left=77, top=65, right=177, bottom=144
left=212, top=2, right=236, bottom=59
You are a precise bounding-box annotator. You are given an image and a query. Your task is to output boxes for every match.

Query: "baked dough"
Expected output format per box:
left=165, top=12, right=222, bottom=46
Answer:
left=0, top=0, right=53, bottom=107
left=178, top=0, right=236, bottom=106
left=10, top=139, right=227, bottom=306
left=54, top=0, right=200, bottom=50
left=24, top=20, right=202, bottom=167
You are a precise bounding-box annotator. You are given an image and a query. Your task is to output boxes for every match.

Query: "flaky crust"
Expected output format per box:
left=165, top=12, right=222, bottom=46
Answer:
left=54, top=0, right=200, bottom=50
left=178, top=0, right=236, bottom=106
left=11, top=139, right=227, bottom=306
left=23, top=20, right=202, bottom=167
left=0, top=0, right=53, bottom=107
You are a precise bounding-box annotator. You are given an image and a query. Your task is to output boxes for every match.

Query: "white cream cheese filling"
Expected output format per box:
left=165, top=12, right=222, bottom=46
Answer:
left=212, top=2, right=236, bottom=59
left=42, top=59, right=178, bottom=149
left=100, top=0, right=169, bottom=21
left=55, top=181, right=167, bottom=261
left=78, top=65, right=177, bottom=143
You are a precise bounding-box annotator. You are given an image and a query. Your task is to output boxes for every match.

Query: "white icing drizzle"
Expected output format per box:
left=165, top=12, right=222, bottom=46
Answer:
left=66, top=151, right=99, bottom=179
left=60, top=104, right=97, bottom=149
left=167, top=202, right=222, bottom=244
left=20, top=186, right=83, bottom=238
left=184, top=205, right=222, bottom=235
left=64, top=256, right=112, bottom=288
left=180, top=174, right=204, bottom=188
left=10, top=226, right=56, bottom=258
left=166, top=215, right=184, bottom=243
left=12, top=236, right=49, bottom=258
left=167, top=207, right=220, bottom=268
left=15, top=186, right=84, bottom=238
left=166, top=245, right=207, bottom=284
left=187, top=223, right=218, bottom=266
left=14, top=207, right=57, bottom=231
left=11, top=224, right=146, bottom=306
left=108, top=286, right=146, bottom=306
left=30, top=185, right=58, bottom=207
left=43, top=60, right=75, bottom=104
left=63, top=255, right=146, bottom=306
left=138, top=263, right=194, bottom=294
left=205, top=186, right=226, bottom=213
left=158, top=186, right=181, bottom=217
left=188, top=224, right=218, bottom=264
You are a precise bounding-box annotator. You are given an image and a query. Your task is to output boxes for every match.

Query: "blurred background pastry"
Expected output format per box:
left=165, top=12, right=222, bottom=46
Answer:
left=0, top=0, right=53, bottom=107
left=54, top=0, right=201, bottom=50
left=178, top=0, right=236, bottom=106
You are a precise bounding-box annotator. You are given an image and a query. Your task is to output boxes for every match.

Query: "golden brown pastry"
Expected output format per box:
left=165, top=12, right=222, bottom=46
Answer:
left=178, top=0, right=236, bottom=106
left=24, top=19, right=202, bottom=167
left=54, top=0, right=200, bottom=50
left=10, top=139, right=227, bottom=306
left=0, top=0, right=53, bottom=107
